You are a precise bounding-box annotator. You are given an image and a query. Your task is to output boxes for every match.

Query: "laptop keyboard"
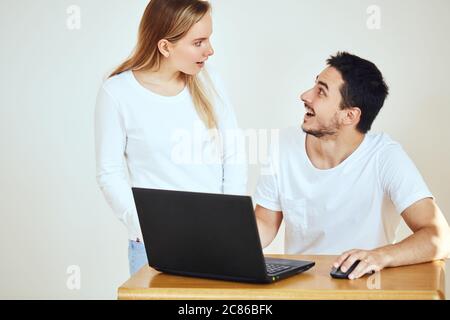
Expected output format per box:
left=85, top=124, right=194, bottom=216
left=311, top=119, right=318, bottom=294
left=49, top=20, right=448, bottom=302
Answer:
left=265, top=263, right=292, bottom=275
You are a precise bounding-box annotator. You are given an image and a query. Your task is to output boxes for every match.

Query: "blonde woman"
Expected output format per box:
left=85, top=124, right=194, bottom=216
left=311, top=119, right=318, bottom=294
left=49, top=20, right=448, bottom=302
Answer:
left=95, top=0, right=247, bottom=275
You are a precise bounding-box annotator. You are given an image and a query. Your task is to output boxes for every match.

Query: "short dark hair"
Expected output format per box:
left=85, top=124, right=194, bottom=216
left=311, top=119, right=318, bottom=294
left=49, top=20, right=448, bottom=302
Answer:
left=327, top=52, right=389, bottom=134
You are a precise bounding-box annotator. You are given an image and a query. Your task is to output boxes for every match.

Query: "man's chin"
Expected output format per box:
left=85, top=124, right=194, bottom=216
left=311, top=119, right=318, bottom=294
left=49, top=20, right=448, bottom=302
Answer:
left=302, top=125, right=326, bottom=138
left=301, top=124, right=315, bottom=136
left=301, top=123, right=307, bottom=132
left=302, top=120, right=339, bottom=138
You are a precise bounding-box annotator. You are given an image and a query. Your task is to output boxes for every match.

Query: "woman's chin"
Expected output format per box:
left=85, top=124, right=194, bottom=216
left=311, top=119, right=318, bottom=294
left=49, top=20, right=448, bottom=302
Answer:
left=183, top=63, right=206, bottom=76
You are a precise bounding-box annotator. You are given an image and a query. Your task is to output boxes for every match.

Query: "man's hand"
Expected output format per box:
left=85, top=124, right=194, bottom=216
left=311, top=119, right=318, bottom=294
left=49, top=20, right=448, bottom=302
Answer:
left=333, top=199, right=450, bottom=280
left=333, top=248, right=392, bottom=280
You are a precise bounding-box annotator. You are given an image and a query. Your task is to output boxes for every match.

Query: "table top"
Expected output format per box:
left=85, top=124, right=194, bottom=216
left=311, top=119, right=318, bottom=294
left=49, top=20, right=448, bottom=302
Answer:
left=118, top=255, right=446, bottom=300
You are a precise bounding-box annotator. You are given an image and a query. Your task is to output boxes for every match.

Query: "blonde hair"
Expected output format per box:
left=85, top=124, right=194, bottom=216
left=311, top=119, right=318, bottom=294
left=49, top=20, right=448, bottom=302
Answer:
left=109, top=0, right=217, bottom=129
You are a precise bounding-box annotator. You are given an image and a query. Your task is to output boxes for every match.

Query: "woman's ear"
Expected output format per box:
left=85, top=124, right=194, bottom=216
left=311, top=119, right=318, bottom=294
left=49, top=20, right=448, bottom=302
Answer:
left=157, top=39, right=171, bottom=58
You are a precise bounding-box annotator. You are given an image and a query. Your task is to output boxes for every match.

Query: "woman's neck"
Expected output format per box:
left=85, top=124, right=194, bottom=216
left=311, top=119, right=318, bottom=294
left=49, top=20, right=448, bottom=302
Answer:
left=132, top=59, right=188, bottom=97
left=137, top=60, right=183, bottom=85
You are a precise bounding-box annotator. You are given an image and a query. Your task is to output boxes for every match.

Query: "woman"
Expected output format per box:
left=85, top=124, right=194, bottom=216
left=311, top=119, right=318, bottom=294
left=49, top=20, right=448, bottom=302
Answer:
left=95, top=0, right=247, bottom=275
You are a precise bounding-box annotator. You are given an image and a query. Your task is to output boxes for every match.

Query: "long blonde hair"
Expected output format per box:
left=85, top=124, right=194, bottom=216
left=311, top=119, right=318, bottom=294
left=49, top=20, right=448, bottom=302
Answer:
left=109, top=0, right=217, bottom=129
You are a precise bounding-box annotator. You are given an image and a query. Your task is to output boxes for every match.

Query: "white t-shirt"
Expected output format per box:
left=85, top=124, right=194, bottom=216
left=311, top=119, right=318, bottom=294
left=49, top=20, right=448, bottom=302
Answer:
left=95, top=68, right=247, bottom=240
left=254, top=126, right=433, bottom=255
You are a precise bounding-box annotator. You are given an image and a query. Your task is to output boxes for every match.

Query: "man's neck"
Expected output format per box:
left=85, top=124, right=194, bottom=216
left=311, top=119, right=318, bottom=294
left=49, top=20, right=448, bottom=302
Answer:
left=305, top=130, right=366, bottom=170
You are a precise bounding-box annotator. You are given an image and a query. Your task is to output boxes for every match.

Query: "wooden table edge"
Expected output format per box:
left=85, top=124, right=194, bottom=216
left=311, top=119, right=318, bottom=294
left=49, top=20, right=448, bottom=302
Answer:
left=118, top=287, right=444, bottom=300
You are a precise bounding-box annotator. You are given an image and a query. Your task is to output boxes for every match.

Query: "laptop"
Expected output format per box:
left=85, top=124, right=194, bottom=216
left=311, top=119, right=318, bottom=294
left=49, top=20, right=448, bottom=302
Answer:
left=132, top=188, right=315, bottom=283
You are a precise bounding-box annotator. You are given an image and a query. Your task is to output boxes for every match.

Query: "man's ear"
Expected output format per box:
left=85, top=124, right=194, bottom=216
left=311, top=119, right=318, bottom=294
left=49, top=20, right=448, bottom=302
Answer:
left=157, top=39, right=171, bottom=58
left=343, top=107, right=361, bottom=126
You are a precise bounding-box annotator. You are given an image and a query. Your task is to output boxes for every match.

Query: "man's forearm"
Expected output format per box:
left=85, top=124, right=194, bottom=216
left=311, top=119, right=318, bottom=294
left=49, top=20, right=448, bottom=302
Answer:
left=255, top=217, right=277, bottom=249
left=376, top=226, right=450, bottom=268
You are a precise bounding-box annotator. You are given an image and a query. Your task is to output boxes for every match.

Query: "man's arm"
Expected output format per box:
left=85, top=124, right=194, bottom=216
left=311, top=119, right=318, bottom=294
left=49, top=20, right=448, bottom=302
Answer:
left=255, top=205, right=283, bottom=248
left=334, top=198, right=450, bottom=279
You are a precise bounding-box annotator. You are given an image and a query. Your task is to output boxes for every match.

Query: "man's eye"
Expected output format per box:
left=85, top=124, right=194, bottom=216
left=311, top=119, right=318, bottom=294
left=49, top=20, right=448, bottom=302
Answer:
left=319, top=89, right=324, bottom=95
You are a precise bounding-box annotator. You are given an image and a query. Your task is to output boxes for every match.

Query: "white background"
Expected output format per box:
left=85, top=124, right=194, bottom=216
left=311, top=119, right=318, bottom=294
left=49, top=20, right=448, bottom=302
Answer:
left=0, top=0, right=449, bottom=299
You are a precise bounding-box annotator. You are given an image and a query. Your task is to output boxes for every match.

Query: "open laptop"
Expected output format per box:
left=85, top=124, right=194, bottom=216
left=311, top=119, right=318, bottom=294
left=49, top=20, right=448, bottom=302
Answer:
left=132, top=188, right=315, bottom=283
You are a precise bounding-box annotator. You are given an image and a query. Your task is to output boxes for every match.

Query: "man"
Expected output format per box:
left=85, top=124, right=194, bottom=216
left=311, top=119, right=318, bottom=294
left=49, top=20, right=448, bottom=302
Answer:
left=254, top=52, right=450, bottom=279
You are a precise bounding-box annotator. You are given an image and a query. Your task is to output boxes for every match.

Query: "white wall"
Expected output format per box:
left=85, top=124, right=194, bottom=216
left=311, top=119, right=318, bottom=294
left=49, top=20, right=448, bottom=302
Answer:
left=0, top=0, right=449, bottom=299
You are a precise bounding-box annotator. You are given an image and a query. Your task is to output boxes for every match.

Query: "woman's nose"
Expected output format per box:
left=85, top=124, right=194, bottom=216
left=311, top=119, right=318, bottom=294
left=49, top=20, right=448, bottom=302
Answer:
left=207, top=47, right=214, bottom=57
left=206, top=41, right=214, bottom=57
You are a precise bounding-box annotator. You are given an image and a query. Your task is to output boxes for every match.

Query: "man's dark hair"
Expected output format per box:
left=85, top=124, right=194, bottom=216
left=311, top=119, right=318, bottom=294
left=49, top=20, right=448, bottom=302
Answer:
left=327, top=52, right=389, bottom=134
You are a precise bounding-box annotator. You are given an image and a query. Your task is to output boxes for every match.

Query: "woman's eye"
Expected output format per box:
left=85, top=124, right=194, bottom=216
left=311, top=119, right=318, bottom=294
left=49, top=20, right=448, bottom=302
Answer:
left=194, top=41, right=202, bottom=47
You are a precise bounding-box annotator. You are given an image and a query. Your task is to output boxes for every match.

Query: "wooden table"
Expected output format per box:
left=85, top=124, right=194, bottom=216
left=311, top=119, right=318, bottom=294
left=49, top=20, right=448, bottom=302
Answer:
left=118, top=255, right=446, bottom=300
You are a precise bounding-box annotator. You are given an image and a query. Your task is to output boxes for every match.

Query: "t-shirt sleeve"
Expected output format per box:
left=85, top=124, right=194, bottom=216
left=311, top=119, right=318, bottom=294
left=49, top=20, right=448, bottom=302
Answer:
left=254, top=146, right=282, bottom=212
left=378, top=143, right=434, bottom=215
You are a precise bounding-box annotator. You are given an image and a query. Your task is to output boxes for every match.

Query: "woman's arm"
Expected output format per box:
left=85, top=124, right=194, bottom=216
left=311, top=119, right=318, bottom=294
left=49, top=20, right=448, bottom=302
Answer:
left=94, top=85, right=141, bottom=240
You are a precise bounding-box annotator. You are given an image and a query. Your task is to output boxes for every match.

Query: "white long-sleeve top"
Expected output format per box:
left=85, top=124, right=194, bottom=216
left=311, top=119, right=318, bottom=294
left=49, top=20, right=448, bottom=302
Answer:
left=95, top=68, right=248, bottom=240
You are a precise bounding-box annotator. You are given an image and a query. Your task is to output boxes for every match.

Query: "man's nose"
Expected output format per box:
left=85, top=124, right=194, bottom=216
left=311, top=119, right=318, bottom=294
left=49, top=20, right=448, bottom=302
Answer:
left=300, top=88, right=313, bottom=103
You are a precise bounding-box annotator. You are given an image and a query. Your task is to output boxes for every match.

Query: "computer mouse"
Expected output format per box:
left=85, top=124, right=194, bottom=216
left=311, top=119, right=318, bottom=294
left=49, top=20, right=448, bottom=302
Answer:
left=330, top=260, right=362, bottom=279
